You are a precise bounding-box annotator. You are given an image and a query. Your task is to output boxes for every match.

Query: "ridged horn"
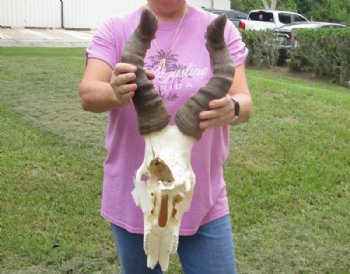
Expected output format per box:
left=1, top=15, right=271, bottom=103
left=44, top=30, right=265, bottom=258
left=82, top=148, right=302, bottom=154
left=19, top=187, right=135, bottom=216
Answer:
left=175, top=14, right=235, bottom=140
left=121, top=8, right=170, bottom=135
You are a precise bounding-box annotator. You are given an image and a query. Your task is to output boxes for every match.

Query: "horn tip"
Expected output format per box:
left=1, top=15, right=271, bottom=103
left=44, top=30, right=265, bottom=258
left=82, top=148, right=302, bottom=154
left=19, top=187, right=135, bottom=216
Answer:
left=212, top=14, right=227, bottom=30
left=139, top=8, right=158, bottom=37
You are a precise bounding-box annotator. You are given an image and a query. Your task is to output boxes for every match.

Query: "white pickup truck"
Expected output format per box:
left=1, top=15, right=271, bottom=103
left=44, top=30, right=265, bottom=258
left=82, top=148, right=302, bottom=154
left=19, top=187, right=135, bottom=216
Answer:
left=238, top=10, right=308, bottom=30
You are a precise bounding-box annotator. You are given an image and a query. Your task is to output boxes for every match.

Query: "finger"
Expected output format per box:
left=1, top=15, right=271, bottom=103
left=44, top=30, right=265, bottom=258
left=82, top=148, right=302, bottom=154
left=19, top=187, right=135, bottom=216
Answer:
left=199, top=120, right=214, bottom=129
left=144, top=69, right=155, bottom=80
left=199, top=109, right=222, bottom=120
left=119, top=91, right=135, bottom=101
left=113, top=63, right=137, bottom=76
left=199, top=115, right=229, bottom=129
left=115, top=83, right=137, bottom=95
left=208, top=96, right=230, bottom=109
left=111, top=72, right=136, bottom=87
left=199, top=108, right=233, bottom=129
left=117, top=91, right=135, bottom=105
left=199, top=102, right=231, bottom=120
left=199, top=115, right=228, bottom=129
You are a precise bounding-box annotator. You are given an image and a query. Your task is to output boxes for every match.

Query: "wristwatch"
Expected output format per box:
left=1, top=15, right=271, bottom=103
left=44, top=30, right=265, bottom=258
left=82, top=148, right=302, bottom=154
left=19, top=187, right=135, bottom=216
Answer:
left=229, top=97, right=240, bottom=125
left=231, top=97, right=240, bottom=117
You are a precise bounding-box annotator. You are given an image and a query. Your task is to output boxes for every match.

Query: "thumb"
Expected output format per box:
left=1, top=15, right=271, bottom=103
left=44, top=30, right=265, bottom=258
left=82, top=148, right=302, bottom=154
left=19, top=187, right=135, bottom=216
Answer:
left=144, top=69, right=155, bottom=80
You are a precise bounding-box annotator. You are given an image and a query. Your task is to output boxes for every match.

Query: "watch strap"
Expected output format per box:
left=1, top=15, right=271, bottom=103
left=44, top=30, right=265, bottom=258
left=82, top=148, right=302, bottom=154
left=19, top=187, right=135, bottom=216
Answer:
left=231, top=97, right=240, bottom=117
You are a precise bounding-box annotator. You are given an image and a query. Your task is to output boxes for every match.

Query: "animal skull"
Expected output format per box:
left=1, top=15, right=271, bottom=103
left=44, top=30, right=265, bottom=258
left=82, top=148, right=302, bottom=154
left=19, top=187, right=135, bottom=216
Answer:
left=121, top=8, right=235, bottom=271
left=134, top=125, right=195, bottom=270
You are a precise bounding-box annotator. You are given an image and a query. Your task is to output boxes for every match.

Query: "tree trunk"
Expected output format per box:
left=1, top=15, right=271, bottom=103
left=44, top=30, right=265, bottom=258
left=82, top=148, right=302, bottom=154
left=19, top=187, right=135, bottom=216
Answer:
left=261, top=0, right=278, bottom=10
left=271, top=0, right=277, bottom=9
left=262, top=0, right=270, bottom=9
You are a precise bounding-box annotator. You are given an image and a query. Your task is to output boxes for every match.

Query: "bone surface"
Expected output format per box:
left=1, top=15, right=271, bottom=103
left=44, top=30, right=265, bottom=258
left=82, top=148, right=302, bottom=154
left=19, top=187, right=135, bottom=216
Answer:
left=135, top=125, right=195, bottom=271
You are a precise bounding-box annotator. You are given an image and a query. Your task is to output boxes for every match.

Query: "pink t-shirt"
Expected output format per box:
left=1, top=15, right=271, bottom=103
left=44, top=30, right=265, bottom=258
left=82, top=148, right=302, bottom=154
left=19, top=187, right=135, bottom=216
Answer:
left=86, top=6, right=248, bottom=235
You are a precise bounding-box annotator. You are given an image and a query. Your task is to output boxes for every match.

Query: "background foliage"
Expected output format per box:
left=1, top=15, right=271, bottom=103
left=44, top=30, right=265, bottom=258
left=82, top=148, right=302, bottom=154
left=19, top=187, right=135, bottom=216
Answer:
left=230, top=0, right=350, bottom=26
left=240, top=28, right=350, bottom=86
left=240, top=30, right=279, bottom=67
left=288, top=28, right=350, bottom=86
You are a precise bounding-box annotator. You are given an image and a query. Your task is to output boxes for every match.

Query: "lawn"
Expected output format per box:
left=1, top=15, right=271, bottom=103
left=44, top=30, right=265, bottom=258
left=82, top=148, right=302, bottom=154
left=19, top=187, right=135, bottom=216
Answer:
left=0, top=47, right=349, bottom=274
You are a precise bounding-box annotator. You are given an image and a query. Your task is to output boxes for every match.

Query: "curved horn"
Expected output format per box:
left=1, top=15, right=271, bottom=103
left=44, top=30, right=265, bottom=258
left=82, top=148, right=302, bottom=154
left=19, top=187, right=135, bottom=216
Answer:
left=121, top=8, right=170, bottom=135
left=175, top=14, right=235, bottom=140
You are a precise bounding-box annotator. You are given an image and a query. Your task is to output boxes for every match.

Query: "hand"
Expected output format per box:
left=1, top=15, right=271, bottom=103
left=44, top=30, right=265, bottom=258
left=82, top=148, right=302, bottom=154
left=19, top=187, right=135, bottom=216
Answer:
left=111, top=63, right=155, bottom=106
left=199, top=94, right=235, bottom=130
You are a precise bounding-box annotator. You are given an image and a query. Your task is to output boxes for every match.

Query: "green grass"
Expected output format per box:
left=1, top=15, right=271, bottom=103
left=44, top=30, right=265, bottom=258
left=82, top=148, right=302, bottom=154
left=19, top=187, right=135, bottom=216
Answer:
left=226, top=69, right=350, bottom=273
left=0, top=48, right=349, bottom=273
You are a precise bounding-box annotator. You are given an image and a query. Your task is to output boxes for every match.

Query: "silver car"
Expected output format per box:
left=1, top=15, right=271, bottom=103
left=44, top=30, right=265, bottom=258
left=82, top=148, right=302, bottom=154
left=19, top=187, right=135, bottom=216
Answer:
left=275, top=21, right=348, bottom=49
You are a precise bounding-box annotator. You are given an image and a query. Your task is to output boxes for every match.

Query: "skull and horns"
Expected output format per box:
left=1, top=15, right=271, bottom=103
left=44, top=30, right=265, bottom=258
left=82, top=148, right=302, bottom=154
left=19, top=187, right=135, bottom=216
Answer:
left=121, top=8, right=235, bottom=271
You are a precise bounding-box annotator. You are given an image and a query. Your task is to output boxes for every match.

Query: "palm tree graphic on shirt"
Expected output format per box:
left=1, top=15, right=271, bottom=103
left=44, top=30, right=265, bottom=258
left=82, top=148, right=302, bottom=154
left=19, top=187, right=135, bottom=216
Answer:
left=147, top=50, right=191, bottom=101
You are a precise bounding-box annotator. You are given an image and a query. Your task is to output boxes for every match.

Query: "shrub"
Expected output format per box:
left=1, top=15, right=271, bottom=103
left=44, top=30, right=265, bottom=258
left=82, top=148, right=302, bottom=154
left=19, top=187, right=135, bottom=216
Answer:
left=241, top=30, right=279, bottom=68
left=288, top=28, right=350, bottom=86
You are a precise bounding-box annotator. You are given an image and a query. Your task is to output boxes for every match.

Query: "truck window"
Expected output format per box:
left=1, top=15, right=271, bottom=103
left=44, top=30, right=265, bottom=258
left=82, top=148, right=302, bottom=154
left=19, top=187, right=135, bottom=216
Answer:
left=203, top=8, right=248, bottom=21
left=293, top=14, right=307, bottom=22
left=278, top=13, right=292, bottom=24
left=249, top=11, right=273, bottom=22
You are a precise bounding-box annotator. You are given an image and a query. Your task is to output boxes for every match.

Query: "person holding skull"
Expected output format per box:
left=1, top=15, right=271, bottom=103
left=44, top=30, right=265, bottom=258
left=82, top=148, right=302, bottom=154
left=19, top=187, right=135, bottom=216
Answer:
left=79, top=0, right=252, bottom=273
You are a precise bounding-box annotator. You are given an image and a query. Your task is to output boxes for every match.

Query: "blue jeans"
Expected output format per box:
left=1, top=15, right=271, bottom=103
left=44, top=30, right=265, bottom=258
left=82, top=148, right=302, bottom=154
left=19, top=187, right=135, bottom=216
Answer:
left=111, top=215, right=237, bottom=274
